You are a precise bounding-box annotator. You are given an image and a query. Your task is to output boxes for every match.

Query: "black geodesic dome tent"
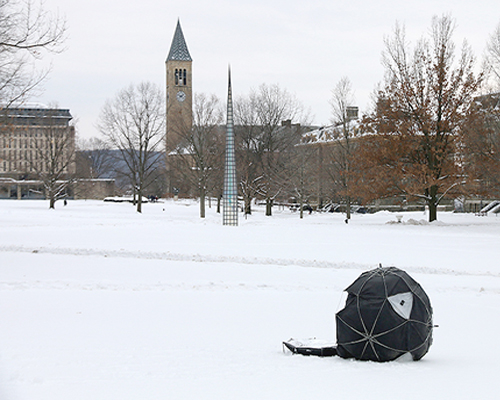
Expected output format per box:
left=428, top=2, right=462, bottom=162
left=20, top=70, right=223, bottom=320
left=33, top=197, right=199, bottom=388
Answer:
left=335, top=266, right=433, bottom=362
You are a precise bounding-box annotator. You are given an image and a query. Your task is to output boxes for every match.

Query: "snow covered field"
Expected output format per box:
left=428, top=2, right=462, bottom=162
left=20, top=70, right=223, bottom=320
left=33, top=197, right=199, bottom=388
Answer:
left=1, top=199, right=499, bottom=400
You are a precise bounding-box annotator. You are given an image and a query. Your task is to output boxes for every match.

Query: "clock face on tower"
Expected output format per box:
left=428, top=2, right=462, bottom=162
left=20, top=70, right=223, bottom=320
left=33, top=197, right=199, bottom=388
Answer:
left=176, top=90, right=186, bottom=102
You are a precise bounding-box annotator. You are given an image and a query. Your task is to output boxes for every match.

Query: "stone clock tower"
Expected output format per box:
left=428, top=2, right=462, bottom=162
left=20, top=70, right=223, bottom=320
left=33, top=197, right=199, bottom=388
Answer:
left=166, top=20, right=192, bottom=153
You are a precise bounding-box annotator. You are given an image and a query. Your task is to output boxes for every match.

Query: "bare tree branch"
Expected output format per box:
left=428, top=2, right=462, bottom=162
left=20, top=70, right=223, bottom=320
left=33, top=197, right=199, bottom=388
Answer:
left=0, top=0, right=67, bottom=105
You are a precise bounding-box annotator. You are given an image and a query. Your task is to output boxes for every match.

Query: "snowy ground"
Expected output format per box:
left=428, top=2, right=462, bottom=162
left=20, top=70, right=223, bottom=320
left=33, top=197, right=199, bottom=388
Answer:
left=0, top=199, right=499, bottom=400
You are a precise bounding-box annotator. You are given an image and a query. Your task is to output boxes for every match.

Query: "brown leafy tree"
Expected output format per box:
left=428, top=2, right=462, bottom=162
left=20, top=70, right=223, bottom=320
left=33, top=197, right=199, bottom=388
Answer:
left=360, top=15, right=483, bottom=221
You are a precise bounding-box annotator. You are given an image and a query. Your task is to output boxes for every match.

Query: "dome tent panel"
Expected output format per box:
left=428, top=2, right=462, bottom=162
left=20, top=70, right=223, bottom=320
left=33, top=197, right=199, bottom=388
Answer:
left=336, top=296, right=409, bottom=361
left=354, top=296, right=387, bottom=332
left=388, top=292, right=413, bottom=319
left=407, top=321, right=433, bottom=360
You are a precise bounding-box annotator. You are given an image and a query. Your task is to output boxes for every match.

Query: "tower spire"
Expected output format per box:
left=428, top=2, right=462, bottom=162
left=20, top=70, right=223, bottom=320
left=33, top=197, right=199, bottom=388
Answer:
left=166, top=19, right=192, bottom=62
left=165, top=20, right=193, bottom=194
left=223, top=66, right=238, bottom=226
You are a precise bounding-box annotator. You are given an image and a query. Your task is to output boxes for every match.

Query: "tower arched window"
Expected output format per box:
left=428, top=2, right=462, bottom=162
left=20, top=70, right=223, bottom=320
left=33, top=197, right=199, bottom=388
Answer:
left=175, top=69, right=179, bottom=85
left=183, top=69, right=187, bottom=85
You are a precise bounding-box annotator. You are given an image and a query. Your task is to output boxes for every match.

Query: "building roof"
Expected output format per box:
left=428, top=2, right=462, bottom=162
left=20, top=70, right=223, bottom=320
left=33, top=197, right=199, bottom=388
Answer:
left=301, top=121, right=362, bottom=144
left=166, top=20, right=192, bottom=62
left=475, top=92, right=500, bottom=110
left=0, top=107, right=73, bottom=126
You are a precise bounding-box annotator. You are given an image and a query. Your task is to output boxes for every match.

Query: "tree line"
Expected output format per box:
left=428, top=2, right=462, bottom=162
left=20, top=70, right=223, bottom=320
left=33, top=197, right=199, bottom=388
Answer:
left=84, top=15, right=500, bottom=220
left=1, top=4, right=499, bottom=219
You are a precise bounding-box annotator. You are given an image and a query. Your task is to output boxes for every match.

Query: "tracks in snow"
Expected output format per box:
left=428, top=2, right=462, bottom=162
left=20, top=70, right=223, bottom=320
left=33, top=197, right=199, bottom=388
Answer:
left=1, top=244, right=499, bottom=278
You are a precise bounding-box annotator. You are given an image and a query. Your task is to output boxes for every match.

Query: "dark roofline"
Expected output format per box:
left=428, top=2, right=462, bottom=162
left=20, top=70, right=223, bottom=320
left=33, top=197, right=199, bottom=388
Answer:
left=0, top=107, right=72, bottom=118
left=0, top=107, right=73, bottom=126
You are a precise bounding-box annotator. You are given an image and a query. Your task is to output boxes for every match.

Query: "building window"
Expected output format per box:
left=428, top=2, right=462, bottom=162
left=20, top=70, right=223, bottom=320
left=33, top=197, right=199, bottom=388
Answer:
left=174, top=68, right=187, bottom=86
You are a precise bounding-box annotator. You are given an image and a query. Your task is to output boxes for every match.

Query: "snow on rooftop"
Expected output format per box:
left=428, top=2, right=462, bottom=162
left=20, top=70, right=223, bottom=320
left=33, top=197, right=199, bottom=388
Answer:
left=301, top=120, right=363, bottom=144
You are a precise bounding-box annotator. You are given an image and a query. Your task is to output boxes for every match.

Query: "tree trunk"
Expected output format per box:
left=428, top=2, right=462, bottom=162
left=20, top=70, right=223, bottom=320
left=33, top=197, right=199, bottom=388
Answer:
left=217, top=195, right=221, bottom=214
left=137, top=187, right=142, bottom=213
left=346, top=196, right=351, bottom=220
left=244, top=195, right=252, bottom=215
left=48, top=186, right=56, bottom=209
left=299, top=196, right=304, bottom=219
left=427, top=185, right=438, bottom=222
left=265, top=198, right=273, bottom=216
left=200, top=189, right=206, bottom=218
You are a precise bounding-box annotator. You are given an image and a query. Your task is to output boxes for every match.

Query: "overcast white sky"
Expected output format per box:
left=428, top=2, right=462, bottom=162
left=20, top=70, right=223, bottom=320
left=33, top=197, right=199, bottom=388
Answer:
left=37, top=0, right=500, bottom=139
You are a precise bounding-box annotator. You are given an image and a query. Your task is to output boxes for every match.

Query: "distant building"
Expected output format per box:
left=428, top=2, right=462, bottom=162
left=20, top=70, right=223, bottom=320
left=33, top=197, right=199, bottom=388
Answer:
left=73, top=179, right=116, bottom=200
left=0, top=107, right=75, bottom=177
left=0, top=106, right=76, bottom=199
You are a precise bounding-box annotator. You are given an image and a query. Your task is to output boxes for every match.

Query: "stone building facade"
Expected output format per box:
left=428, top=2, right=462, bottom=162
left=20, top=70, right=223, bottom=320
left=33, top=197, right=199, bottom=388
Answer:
left=0, top=107, right=75, bottom=177
left=0, top=107, right=76, bottom=199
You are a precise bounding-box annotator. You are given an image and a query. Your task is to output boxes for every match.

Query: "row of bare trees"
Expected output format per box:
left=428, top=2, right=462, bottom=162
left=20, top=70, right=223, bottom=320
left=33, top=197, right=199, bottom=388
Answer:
left=164, top=83, right=311, bottom=218
left=3, top=3, right=498, bottom=219
left=73, top=14, right=500, bottom=220
left=234, top=84, right=310, bottom=216
left=129, top=15, right=500, bottom=221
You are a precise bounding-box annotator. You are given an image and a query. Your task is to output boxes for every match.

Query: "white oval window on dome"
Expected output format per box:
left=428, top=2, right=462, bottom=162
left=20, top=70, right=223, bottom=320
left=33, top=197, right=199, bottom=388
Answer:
left=388, top=292, right=413, bottom=319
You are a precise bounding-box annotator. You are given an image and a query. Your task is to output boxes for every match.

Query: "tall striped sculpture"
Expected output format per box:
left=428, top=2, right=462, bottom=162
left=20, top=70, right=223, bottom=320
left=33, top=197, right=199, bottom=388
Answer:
left=223, top=69, right=238, bottom=226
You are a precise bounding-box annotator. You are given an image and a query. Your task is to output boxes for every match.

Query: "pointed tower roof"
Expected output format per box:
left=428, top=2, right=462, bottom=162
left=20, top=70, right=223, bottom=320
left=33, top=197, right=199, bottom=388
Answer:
left=166, top=20, right=192, bottom=62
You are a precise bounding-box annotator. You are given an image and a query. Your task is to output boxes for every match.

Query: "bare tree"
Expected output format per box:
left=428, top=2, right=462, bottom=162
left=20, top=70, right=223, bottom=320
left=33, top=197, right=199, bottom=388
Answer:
left=286, top=139, right=318, bottom=219
left=98, top=82, right=165, bottom=213
left=28, top=108, right=75, bottom=208
left=0, top=0, right=67, bottom=106
left=486, top=21, right=500, bottom=88
left=462, top=93, right=500, bottom=198
left=76, top=137, right=113, bottom=179
left=474, top=22, right=500, bottom=196
left=361, top=15, right=483, bottom=221
left=326, top=77, right=359, bottom=220
left=234, top=95, right=261, bottom=215
left=236, top=83, right=308, bottom=216
left=171, top=93, right=224, bottom=218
